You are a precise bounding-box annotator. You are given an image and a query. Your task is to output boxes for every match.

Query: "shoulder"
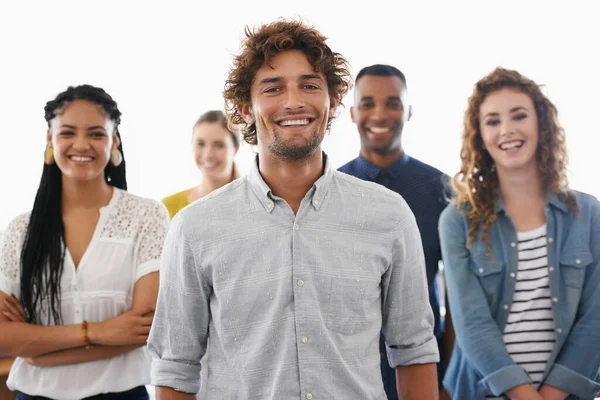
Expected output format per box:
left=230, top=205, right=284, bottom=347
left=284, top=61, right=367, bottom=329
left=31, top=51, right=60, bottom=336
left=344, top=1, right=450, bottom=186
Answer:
left=120, top=190, right=168, bottom=217
left=161, top=189, right=189, bottom=206
left=406, top=156, right=450, bottom=188
left=2, top=212, right=31, bottom=240
left=439, top=202, right=469, bottom=230
left=331, top=171, right=416, bottom=229
left=337, top=157, right=360, bottom=175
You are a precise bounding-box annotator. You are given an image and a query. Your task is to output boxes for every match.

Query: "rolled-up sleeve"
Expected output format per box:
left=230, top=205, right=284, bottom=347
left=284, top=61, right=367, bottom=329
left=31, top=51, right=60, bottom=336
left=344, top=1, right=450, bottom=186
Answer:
left=383, top=197, right=439, bottom=367
left=148, top=210, right=211, bottom=394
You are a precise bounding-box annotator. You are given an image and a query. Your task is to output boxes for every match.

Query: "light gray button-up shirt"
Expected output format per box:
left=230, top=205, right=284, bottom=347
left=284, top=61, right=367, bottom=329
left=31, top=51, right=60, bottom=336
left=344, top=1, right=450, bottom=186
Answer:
left=149, top=154, right=439, bottom=399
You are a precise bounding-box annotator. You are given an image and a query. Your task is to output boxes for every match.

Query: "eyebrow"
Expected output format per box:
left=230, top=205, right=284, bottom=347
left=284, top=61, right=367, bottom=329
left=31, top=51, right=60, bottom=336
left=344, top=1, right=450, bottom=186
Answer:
left=359, top=96, right=402, bottom=101
left=59, top=124, right=106, bottom=131
left=257, top=74, right=324, bottom=86
left=483, top=106, right=529, bottom=118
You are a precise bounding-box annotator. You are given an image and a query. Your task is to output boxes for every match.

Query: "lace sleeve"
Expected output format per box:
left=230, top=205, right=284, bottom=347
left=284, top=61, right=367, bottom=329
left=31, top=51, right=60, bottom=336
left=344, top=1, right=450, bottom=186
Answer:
left=0, top=213, right=30, bottom=296
left=135, top=201, right=170, bottom=280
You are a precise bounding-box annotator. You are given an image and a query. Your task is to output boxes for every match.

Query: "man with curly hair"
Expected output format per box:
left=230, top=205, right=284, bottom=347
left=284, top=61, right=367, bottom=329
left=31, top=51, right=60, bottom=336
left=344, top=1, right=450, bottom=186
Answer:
left=149, top=20, right=439, bottom=400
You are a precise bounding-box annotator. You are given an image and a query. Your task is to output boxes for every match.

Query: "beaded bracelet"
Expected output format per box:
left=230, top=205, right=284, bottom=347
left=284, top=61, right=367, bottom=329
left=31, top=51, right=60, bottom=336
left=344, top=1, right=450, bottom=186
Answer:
left=82, top=320, right=92, bottom=350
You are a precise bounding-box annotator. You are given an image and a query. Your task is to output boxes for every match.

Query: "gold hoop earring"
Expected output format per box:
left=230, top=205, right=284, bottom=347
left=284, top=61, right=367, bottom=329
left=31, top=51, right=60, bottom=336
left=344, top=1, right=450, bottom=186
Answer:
left=111, top=148, right=123, bottom=167
left=44, top=145, right=54, bottom=165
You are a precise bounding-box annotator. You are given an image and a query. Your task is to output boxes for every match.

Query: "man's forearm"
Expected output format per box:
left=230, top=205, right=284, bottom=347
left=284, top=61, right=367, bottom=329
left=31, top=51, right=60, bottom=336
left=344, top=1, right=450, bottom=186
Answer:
left=396, top=363, right=438, bottom=400
left=156, top=386, right=196, bottom=400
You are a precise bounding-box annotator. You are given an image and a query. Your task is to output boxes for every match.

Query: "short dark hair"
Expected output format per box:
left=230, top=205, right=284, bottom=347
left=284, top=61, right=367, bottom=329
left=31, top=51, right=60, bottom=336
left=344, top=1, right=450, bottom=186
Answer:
left=355, top=64, right=407, bottom=88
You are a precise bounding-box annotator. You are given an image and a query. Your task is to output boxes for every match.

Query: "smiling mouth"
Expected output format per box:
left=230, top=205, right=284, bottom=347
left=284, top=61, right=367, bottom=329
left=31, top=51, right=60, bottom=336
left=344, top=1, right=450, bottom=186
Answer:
left=499, top=140, right=524, bottom=150
left=202, top=162, right=219, bottom=168
left=368, top=127, right=391, bottom=134
left=277, top=118, right=312, bottom=127
left=68, top=155, right=95, bottom=162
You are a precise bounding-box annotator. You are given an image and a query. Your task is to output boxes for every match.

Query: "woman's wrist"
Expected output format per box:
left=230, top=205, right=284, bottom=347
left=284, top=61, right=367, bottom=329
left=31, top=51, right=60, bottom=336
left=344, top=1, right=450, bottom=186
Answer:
left=86, top=321, right=104, bottom=345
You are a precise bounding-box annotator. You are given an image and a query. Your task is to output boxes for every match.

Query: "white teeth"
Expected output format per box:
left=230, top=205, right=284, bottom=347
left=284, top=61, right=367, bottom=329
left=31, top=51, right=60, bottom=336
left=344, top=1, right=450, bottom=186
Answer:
left=369, top=127, right=390, bottom=134
left=500, top=141, right=523, bottom=150
left=279, top=119, right=310, bottom=126
left=70, top=156, right=93, bottom=162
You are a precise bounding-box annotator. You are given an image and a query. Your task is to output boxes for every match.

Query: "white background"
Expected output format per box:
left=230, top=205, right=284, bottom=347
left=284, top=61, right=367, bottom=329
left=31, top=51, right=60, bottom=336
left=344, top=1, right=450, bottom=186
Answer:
left=1, top=0, right=599, bottom=229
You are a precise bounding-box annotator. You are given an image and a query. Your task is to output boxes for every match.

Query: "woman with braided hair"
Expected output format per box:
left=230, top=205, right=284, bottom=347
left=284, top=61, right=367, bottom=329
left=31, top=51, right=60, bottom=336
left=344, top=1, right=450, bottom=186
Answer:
left=439, top=68, right=600, bottom=399
left=0, top=85, right=169, bottom=400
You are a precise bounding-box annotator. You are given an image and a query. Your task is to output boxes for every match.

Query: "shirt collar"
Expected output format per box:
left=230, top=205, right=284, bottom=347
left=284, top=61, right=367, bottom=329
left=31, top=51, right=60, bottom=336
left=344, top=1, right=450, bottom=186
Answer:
left=356, top=152, right=410, bottom=179
left=248, top=152, right=333, bottom=213
left=495, top=190, right=569, bottom=214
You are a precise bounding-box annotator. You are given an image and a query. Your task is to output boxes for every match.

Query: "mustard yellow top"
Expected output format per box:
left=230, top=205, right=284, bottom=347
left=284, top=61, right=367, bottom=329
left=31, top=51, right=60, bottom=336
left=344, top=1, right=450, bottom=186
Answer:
left=161, top=189, right=191, bottom=220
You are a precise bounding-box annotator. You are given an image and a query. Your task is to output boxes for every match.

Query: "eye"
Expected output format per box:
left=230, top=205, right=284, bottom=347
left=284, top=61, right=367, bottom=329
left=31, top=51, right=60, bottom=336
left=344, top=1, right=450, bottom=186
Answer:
left=359, top=102, right=374, bottom=110
left=196, top=141, right=205, bottom=147
left=215, top=142, right=225, bottom=149
left=514, top=113, right=527, bottom=121
left=387, top=101, right=402, bottom=109
left=58, top=130, right=75, bottom=136
left=485, top=119, right=500, bottom=126
left=303, top=84, right=319, bottom=90
left=90, top=131, right=106, bottom=138
left=264, top=87, right=281, bottom=94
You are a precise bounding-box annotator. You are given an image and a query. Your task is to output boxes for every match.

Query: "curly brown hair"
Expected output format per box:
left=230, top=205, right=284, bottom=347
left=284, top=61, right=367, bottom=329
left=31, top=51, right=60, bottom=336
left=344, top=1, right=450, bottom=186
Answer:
left=452, top=67, right=576, bottom=252
left=223, top=19, right=352, bottom=145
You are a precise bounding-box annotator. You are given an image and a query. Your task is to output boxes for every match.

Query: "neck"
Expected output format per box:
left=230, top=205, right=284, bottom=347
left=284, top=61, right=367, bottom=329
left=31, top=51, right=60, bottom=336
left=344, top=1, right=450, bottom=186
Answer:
left=360, top=146, right=403, bottom=169
left=61, top=176, right=114, bottom=210
left=258, top=149, right=324, bottom=214
left=497, top=164, right=545, bottom=205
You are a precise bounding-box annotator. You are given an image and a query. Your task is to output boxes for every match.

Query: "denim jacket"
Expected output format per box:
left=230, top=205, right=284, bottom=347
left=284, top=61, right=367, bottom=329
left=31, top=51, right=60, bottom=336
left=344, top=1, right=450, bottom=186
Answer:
left=439, top=191, right=600, bottom=399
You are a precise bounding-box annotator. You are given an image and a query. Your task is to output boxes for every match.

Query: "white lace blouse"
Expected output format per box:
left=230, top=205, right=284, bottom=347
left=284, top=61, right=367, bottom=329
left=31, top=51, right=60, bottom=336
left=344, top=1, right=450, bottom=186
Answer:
left=0, top=188, right=170, bottom=399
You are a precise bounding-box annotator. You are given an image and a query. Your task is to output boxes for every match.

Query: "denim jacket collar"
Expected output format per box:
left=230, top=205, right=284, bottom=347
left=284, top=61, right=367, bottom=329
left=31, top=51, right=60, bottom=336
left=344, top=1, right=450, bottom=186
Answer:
left=495, top=191, right=569, bottom=214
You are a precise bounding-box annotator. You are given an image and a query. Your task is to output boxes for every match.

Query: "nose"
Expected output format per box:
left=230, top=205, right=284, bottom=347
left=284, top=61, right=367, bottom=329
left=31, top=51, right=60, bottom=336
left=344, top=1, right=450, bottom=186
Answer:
left=283, top=86, right=305, bottom=110
left=499, top=119, right=515, bottom=137
left=370, top=104, right=387, bottom=123
left=72, top=134, right=91, bottom=150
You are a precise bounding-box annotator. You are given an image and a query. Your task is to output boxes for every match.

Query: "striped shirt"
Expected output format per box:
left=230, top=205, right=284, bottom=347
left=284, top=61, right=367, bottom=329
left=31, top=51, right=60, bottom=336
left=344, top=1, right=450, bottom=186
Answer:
left=487, top=225, right=556, bottom=399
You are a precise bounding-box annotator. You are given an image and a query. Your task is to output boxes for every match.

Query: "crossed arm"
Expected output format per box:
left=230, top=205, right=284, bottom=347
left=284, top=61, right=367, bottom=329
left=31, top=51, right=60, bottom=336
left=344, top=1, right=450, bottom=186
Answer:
left=0, top=272, right=158, bottom=366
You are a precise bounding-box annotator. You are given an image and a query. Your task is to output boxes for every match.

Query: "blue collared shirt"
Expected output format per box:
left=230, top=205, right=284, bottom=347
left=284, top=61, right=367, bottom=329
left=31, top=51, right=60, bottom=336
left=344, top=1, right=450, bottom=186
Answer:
left=439, top=191, right=600, bottom=399
left=339, top=154, right=450, bottom=397
left=149, top=154, right=439, bottom=399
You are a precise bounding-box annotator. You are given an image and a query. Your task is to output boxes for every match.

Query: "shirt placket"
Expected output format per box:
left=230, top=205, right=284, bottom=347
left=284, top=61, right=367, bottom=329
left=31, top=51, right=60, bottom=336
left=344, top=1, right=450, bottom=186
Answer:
left=292, top=199, right=315, bottom=400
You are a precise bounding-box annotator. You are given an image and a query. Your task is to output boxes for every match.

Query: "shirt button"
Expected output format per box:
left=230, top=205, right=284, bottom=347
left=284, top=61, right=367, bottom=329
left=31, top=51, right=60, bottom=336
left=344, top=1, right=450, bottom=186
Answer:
left=306, top=394, right=313, bottom=400
left=510, top=242, right=516, bottom=247
left=267, top=203, right=273, bottom=209
left=575, top=259, right=581, bottom=265
left=302, top=336, right=308, bottom=344
left=556, top=328, right=562, bottom=334
left=549, top=266, right=554, bottom=272
left=553, top=297, right=558, bottom=303
left=313, top=200, right=319, bottom=206
left=510, top=272, right=516, bottom=278
left=504, top=304, right=509, bottom=310
left=297, top=279, right=304, bottom=287
left=548, top=237, right=553, bottom=243
left=294, top=224, right=300, bottom=231
left=479, top=268, right=484, bottom=274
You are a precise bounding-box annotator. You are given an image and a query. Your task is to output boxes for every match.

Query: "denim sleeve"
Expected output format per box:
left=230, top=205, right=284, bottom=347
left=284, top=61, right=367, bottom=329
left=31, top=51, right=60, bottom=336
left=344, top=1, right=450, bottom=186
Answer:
left=543, top=198, right=600, bottom=399
left=383, top=197, right=439, bottom=368
left=438, top=205, right=530, bottom=396
left=147, top=210, right=211, bottom=394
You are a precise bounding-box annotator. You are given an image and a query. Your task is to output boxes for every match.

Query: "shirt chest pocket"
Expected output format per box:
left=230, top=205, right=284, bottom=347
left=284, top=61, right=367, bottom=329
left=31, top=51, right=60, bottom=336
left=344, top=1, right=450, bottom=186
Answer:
left=470, top=254, right=504, bottom=299
left=325, top=277, right=381, bottom=335
left=560, top=251, right=592, bottom=289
